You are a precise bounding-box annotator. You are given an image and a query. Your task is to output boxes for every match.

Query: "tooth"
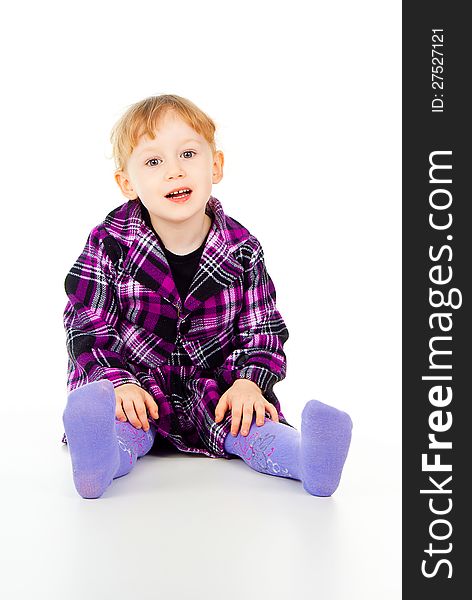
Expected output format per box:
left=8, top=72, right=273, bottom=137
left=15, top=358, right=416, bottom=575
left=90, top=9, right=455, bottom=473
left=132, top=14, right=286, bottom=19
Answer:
left=168, top=189, right=190, bottom=196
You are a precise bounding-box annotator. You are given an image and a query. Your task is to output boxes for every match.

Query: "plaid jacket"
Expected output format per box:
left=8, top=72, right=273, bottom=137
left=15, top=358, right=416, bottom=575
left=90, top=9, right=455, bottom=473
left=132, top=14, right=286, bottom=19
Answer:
left=61, top=195, right=292, bottom=458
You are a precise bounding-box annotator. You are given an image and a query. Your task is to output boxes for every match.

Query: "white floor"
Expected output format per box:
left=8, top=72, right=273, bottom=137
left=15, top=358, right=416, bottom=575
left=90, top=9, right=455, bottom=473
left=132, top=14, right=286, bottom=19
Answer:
left=4, top=411, right=401, bottom=600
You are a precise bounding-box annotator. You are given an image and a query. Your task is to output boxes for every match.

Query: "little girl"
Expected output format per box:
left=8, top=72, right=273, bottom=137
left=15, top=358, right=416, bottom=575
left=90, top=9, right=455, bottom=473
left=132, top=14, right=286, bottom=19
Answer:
left=61, top=94, right=353, bottom=499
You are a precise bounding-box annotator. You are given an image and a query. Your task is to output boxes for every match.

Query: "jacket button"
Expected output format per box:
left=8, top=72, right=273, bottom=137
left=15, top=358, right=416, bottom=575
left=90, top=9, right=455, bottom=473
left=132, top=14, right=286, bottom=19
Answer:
left=235, top=352, right=248, bottom=367
left=180, top=318, right=191, bottom=335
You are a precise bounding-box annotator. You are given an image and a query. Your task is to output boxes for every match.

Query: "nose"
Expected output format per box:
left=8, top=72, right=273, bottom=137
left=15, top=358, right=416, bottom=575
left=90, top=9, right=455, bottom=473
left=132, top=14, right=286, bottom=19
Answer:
left=165, top=159, right=185, bottom=180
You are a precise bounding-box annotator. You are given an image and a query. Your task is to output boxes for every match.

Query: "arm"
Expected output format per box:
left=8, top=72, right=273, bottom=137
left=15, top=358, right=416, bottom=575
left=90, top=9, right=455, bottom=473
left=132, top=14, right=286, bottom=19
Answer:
left=63, top=225, right=141, bottom=392
left=217, top=237, right=289, bottom=396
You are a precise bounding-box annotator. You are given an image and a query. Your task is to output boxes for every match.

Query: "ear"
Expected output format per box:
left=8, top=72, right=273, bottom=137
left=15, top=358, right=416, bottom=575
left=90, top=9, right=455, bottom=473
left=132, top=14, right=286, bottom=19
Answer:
left=212, top=150, right=224, bottom=184
left=114, top=169, right=138, bottom=200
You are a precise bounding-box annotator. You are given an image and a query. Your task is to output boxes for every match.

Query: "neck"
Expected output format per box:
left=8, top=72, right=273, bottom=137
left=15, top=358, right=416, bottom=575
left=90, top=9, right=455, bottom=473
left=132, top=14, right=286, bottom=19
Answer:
left=149, top=210, right=212, bottom=255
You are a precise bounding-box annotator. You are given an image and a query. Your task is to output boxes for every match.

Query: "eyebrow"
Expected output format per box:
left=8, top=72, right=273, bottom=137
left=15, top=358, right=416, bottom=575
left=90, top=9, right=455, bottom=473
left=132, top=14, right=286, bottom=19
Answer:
left=138, top=139, right=202, bottom=155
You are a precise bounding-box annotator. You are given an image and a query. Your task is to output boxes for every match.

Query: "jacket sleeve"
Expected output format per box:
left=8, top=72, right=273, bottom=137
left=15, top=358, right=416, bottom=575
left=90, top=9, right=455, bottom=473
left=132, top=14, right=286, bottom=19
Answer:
left=63, top=225, right=141, bottom=392
left=217, top=237, right=289, bottom=396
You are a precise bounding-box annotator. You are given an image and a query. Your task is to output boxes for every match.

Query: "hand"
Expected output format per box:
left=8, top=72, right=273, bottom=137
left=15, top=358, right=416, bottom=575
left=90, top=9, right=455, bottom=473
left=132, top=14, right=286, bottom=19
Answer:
left=114, top=383, right=159, bottom=432
left=214, top=379, right=279, bottom=436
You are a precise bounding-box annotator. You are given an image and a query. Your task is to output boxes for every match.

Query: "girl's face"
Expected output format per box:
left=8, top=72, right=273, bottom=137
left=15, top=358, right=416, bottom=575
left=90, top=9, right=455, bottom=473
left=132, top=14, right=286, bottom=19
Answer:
left=115, top=110, right=224, bottom=226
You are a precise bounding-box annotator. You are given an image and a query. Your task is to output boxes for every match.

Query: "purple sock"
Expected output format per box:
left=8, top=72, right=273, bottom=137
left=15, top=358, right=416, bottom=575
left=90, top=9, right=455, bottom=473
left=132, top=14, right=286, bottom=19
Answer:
left=300, top=400, right=352, bottom=496
left=62, top=380, right=120, bottom=498
left=114, top=420, right=157, bottom=479
left=223, top=413, right=302, bottom=480
left=223, top=399, right=352, bottom=496
left=62, top=380, right=156, bottom=498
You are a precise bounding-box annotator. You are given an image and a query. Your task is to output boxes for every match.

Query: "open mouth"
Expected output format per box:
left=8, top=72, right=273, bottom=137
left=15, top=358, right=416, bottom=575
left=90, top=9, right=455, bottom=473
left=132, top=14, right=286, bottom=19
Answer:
left=165, top=187, right=192, bottom=202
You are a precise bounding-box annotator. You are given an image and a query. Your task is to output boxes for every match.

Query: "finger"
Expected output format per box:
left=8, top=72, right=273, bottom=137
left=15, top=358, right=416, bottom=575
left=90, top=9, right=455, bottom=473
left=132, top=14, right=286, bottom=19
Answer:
left=231, top=404, right=243, bottom=436
left=265, top=402, right=279, bottom=423
left=134, top=401, right=150, bottom=431
left=255, top=400, right=266, bottom=426
left=122, top=400, right=142, bottom=429
left=143, top=392, right=159, bottom=419
left=115, top=396, right=127, bottom=422
left=240, top=404, right=255, bottom=436
left=116, top=405, right=127, bottom=422
left=215, top=394, right=228, bottom=423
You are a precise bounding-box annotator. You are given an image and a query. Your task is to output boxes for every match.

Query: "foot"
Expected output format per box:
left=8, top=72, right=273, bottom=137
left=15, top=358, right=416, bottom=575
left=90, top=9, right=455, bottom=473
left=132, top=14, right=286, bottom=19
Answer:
left=300, top=400, right=353, bottom=496
left=62, top=380, right=120, bottom=499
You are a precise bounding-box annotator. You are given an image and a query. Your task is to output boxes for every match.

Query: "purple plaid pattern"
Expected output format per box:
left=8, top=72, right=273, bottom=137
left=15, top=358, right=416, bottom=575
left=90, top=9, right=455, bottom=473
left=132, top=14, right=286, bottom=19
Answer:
left=61, top=196, right=292, bottom=458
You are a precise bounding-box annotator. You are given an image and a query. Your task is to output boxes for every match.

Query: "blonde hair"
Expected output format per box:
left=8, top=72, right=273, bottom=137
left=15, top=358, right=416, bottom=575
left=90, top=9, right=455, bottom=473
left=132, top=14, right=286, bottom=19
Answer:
left=110, top=94, right=218, bottom=172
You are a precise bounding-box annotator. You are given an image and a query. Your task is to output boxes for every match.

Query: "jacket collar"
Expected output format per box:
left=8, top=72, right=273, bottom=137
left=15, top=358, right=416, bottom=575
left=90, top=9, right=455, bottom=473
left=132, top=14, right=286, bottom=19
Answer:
left=103, top=195, right=249, bottom=316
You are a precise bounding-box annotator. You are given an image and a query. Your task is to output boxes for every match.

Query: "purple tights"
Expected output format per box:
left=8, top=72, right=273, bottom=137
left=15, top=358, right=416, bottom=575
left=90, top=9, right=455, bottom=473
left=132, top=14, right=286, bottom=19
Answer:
left=223, top=399, right=353, bottom=496
left=63, top=380, right=352, bottom=499
left=62, top=380, right=157, bottom=499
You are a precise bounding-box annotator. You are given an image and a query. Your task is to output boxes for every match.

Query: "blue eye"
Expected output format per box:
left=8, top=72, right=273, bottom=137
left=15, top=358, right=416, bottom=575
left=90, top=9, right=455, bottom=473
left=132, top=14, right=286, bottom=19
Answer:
left=146, top=158, right=161, bottom=166
left=145, top=150, right=196, bottom=167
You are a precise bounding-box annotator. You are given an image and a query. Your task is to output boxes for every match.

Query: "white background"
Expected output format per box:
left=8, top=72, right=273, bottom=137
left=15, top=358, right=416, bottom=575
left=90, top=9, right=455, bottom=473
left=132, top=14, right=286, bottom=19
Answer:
left=1, top=1, right=401, bottom=598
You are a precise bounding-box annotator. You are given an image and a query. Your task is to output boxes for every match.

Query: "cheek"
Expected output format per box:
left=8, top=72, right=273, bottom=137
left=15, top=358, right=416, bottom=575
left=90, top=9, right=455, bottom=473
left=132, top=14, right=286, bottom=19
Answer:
left=135, top=175, right=161, bottom=197
left=191, top=159, right=213, bottom=178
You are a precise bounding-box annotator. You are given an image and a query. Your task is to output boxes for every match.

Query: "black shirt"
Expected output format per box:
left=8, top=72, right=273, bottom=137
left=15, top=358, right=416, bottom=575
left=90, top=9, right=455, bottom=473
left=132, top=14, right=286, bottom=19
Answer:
left=141, top=202, right=211, bottom=304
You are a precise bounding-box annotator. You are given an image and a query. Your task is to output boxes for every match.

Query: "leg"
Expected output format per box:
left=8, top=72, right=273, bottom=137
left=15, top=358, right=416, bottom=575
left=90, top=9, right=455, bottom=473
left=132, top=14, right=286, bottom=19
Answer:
left=224, top=413, right=302, bottom=480
left=223, top=399, right=352, bottom=496
left=62, top=380, right=157, bottom=499
left=114, top=419, right=157, bottom=478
